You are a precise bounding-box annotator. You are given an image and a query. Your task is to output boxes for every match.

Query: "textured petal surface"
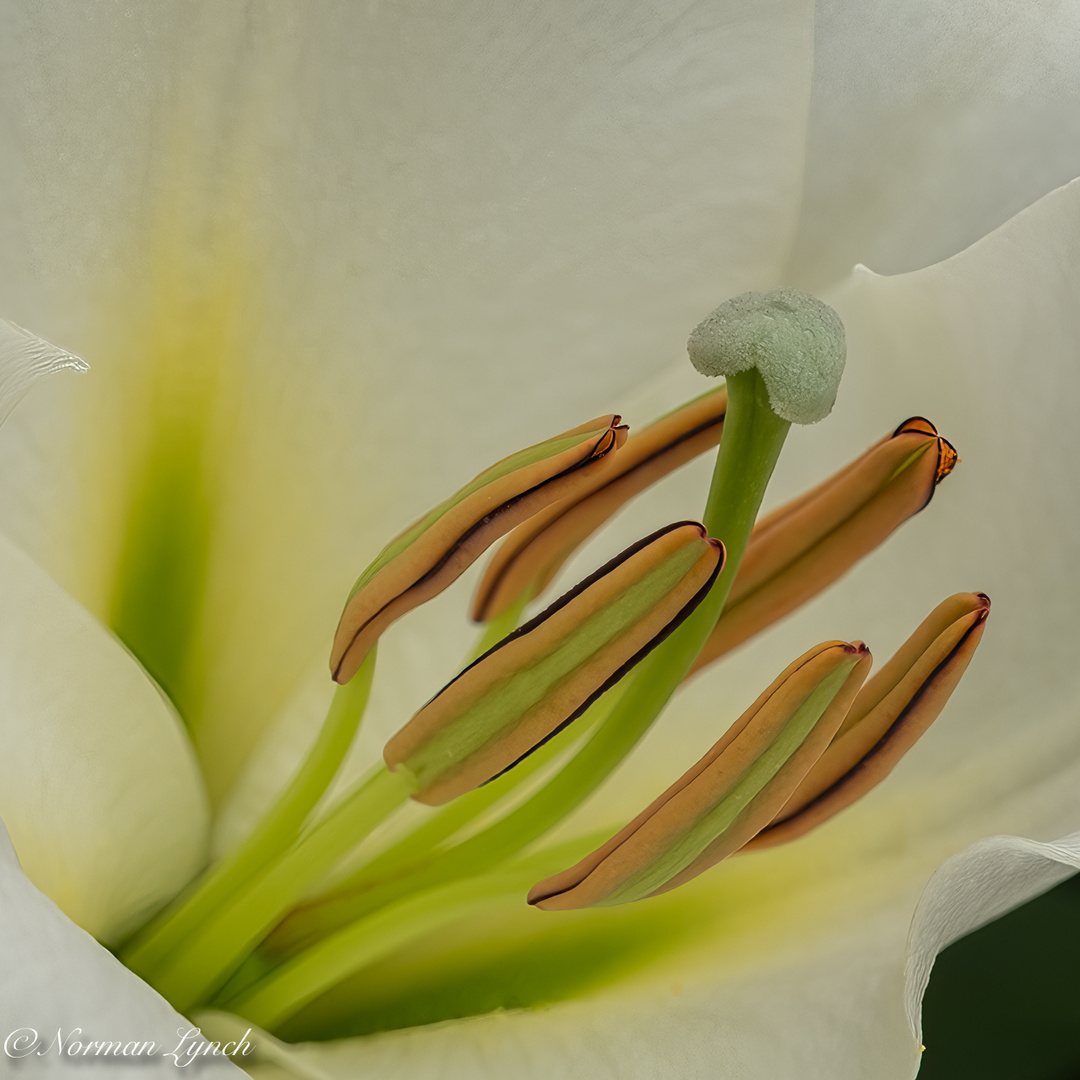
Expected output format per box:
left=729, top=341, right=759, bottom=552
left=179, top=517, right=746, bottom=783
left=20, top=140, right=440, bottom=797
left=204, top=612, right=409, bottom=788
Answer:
left=0, top=532, right=208, bottom=944
left=787, top=0, right=1080, bottom=289
left=0, top=317, right=86, bottom=425
left=0, top=823, right=239, bottom=1076
left=0, top=0, right=815, bottom=803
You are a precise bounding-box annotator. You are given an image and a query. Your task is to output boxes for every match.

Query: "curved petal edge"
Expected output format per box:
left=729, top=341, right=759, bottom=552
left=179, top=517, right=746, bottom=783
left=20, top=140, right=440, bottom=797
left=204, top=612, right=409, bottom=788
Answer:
left=904, top=831, right=1080, bottom=1047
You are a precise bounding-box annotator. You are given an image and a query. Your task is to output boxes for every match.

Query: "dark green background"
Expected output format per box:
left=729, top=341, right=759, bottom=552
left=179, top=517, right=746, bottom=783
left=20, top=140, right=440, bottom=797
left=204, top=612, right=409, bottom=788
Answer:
left=918, top=872, right=1080, bottom=1079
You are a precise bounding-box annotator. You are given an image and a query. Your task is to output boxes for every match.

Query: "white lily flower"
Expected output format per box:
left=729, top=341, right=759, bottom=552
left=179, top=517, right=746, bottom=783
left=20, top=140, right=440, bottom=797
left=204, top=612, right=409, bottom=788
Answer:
left=2, top=3, right=1080, bottom=1078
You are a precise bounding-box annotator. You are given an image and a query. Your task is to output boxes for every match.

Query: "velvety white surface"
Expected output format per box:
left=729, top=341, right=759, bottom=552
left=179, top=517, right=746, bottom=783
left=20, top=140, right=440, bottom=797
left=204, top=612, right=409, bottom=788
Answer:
left=787, top=0, right=1080, bottom=288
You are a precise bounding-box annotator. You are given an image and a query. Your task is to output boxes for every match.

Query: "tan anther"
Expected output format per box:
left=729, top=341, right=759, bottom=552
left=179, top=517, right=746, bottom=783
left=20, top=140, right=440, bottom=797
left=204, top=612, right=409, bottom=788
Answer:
left=472, top=387, right=727, bottom=623
left=529, top=640, right=871, bottom=909
left=746, top=592, right=989, bottom=850
left=386, top=522, right=724, bottom=805
left=331, top=415, right=628, bottom=683
left=692, top=417, right=957, bottom=673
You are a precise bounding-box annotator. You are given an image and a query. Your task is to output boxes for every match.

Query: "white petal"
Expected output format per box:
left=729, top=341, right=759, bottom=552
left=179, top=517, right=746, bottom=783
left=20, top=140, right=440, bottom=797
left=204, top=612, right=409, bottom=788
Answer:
left=0, top=532, right=209, bottom=944
left=905, top=831, right=1080, bottom=1048
left=0, top=0, right=815, bottom=802
left=0, top=822, right=240, bottom=1076
left=197, top=910, right=919, bottom=1080
left=787, top=1, right=1080, bottom=288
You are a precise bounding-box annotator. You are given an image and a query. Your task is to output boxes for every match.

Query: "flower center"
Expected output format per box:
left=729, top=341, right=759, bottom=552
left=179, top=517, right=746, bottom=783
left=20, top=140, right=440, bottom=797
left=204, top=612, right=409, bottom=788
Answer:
left=109, top=293, right=983, bottom=1040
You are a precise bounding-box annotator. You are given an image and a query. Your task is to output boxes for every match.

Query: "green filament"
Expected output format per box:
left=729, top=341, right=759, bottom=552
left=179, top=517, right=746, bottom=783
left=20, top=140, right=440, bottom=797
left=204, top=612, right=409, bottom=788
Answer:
left=121, top=650, right=377, bottom=977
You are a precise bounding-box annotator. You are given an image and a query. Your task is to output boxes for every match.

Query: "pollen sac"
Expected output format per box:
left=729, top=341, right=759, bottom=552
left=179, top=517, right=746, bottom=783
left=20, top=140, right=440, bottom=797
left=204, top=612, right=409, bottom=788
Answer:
left=331, top=415, right=628, bottom=683
left=385, top=522, right=724, bottom=805
left=745, top=592, right=989, bottom=850
left=693, top=417, right=957, bottom=674
left=528, top=640, right=871, bottom=909
left=471, top=387, right=727, bottom=624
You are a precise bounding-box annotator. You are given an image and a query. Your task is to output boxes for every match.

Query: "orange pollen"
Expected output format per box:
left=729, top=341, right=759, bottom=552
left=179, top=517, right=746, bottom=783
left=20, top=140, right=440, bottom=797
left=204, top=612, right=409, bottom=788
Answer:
left=935, top=437, right=959, bottom=483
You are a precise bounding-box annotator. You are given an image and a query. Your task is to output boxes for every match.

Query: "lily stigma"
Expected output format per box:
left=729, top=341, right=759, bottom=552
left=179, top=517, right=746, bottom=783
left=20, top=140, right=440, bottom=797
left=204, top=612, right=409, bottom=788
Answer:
left=9, top=286, right=988, bottom=1043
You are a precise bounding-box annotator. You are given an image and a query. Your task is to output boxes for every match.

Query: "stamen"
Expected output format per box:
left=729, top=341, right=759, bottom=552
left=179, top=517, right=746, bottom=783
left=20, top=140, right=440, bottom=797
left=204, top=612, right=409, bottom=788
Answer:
left=220, top=835, right=610, bottom=1031
left=113, top=289, right=994, bottom=1029
left=385, top=521, right=724, bottom=804
left=528, top=640, right=870, bottom=909
left=120, top=651, right=378, bottom=979
left=471, top=387, right=727, bottom=623
left=141, top=766, right=412, bottom=1011
left=746, top=592, right=989, bottom=849
left=331, top=415, right=627, bottom=682
left=692, top=417, right=956, bottom=672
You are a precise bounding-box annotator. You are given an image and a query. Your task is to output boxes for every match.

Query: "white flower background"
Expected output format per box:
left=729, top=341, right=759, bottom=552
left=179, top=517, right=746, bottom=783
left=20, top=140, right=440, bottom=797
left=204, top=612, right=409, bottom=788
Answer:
left=2, top=1, right=1080, bottom=1077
